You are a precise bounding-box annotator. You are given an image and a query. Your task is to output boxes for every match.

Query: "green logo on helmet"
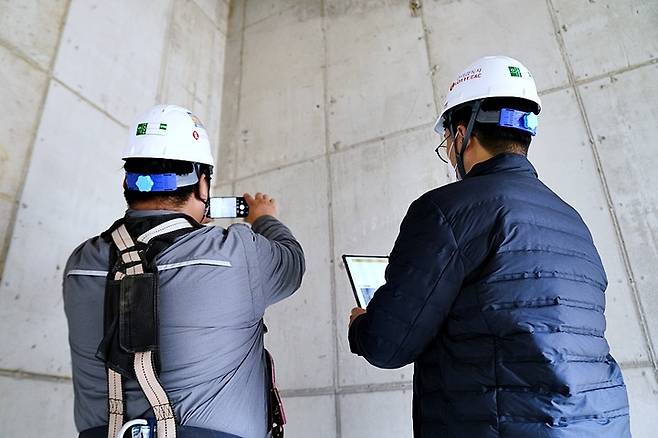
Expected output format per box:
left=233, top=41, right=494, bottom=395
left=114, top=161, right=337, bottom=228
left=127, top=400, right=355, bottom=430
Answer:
left=508, top=66, right=522, bottom=78
left=136, top=123, right=148, bottom=135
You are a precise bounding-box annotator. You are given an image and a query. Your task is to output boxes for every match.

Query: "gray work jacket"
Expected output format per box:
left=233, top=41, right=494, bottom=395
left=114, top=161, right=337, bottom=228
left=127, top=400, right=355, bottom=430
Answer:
left=63, top=210, right=305, bottom=438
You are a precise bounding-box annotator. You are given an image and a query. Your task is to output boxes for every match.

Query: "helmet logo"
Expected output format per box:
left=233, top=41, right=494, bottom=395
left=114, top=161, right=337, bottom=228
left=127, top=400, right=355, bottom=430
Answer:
left=135, top=122, right=167, bottom=137
left=449, top=68, right=482, bottom=91
left=508, top=66, right=523, bottom=78
left=192, top=130, right=199, bottom=140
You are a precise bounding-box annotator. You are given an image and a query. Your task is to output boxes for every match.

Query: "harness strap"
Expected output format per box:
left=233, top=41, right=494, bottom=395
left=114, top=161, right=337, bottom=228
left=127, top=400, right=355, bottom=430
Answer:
left=106, top=218, right=193, bottom=438
left=108, top=369, right=124, bottom=438
left=137, top=218, right=193, bottom=244
left=134, top=351, right=177, bottom=437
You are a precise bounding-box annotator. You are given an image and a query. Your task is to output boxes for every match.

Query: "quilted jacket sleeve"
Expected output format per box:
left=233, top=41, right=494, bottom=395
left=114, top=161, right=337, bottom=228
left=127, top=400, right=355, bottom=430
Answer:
left=348, top=194, right=466, bottom=369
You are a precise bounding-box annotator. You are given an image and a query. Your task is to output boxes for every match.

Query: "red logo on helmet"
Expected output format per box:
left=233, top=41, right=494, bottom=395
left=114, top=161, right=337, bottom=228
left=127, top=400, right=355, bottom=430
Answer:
left=192, top=130, right=199, bottom=140
left=450, top=68, right=482, bottom=92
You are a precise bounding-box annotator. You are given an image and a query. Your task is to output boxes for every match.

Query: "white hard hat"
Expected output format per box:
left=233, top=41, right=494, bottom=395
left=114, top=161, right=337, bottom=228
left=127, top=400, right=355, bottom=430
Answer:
left=436, top=55, right=542, bottom=130
left=123, top=104, right=215, bottom=166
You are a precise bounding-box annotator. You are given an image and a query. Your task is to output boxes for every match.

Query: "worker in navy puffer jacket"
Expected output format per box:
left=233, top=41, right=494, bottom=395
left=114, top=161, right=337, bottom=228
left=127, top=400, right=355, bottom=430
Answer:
left=348, top=56, right=630, bottom=437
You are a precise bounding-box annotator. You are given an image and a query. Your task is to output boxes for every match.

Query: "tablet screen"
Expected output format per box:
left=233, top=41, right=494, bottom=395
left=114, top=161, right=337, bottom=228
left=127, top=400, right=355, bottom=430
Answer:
left=342, top=255, right=389, bottom=308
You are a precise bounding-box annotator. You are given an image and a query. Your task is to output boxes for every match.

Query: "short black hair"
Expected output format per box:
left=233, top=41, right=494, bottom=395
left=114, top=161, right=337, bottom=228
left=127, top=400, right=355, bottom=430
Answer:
left=123, top=158, right=210, bottom=208
left=444, top=97, right=538, bottom=156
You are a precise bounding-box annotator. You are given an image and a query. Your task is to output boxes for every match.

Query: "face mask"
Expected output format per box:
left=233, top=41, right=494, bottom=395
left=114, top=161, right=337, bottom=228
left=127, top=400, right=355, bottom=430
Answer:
left=446, top=133, right=461, bottom=182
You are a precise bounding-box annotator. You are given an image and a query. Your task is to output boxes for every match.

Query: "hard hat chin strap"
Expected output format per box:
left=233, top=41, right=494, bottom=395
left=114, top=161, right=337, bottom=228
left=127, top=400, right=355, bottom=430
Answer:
left=449, top=99, right=483, bottom=180
left=192, top=163, right=213, bottom=220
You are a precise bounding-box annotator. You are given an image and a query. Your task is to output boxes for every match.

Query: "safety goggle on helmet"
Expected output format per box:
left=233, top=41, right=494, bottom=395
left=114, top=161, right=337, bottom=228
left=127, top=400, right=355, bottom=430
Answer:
left=434, top=55, right=542, bottom=136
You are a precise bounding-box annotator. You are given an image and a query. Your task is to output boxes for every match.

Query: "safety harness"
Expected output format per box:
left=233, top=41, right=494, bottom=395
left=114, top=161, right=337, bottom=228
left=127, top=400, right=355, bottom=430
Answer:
left=95, top=213, right=286, bottom=438
left=97, top=214, right=199, bottom=438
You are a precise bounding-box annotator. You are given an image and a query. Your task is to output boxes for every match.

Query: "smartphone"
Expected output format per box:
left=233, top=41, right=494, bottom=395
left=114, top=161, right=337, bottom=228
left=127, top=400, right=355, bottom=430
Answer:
left=209, top=197, right=249, bottom=218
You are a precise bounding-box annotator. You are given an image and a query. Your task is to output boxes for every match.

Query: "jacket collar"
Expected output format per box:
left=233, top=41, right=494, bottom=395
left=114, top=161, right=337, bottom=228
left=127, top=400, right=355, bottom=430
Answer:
left=464, top=153, right=538, bottom=179
left=125, top=208, right=180, bottom=218
left=101, top=209, right=201, bottom=243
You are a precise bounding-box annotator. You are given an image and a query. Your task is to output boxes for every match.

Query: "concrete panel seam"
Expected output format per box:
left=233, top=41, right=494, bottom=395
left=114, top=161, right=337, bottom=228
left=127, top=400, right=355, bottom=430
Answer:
left=336, top=381, right=413, bottom=395
left=0, top=0, right=73, bottom=280
left=419, top=1, right=455, bottom=183
left=53, top=78, right=129, bottom=129
left=619, top=361, right=655, bottom=370
left=194, top=0, right=228, bottom=35
left=281, top=385, right=335, bottom=398
left=278, top=362, right=658, bottom=399
left=233, top=153, right=327, bottom=183
left=0, top=368, right=71, bottom=383
left=419, top=3, right=439, bottom=117
left=243, top=4, right=297, bottom=31
left=574, top=58, right=657, bottom=88
left=320, top=1, right=342, bottom=436
left=280, top=381, right=414, bottom=399
left=232, top=0, right=248, bottom=185
left=538, top=83, right=573, bottom=97
left=231, top=122, right=435, bottom=183
left=539, top=58, right=658, bottom=97
left=546, top=0, right=658, bottom=379
left=0, top=38, right=49, bottom=74
left=225, top=0, right=244, bottom=34
left=155, top=0, right=176, bottom=103
left=419, top=2, right=465, bottom=184
left=280, top=362, right=657, bottom=398
left=333, top=121, right=434, bottom=155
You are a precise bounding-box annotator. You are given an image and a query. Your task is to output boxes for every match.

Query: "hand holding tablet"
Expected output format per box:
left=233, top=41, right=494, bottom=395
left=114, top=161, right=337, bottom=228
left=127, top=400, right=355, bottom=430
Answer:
left=342, top=254, right=389, bottom=308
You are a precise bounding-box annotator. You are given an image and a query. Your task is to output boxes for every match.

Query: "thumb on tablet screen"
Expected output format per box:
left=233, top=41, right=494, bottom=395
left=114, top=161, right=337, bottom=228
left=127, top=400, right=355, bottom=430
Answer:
left=349, top=307, right=367, bottom=327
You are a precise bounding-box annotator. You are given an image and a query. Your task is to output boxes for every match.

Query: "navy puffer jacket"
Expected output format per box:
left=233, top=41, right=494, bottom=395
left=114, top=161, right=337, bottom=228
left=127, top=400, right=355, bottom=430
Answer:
left=349, top=153, right=630, bottom=437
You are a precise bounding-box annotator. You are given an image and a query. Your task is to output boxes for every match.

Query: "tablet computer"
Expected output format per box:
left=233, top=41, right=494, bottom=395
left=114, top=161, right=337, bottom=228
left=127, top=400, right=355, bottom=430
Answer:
left=342, top=254, right=389, bottom=308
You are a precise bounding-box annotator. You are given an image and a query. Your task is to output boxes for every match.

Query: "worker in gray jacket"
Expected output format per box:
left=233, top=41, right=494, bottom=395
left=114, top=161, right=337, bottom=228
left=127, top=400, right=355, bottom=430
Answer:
left=63, top=104, right=305, bottom=438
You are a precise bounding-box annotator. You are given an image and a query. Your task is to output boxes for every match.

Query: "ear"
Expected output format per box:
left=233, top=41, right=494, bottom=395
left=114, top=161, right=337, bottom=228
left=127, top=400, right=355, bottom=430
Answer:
left=199, top=174, right=210, bottom=200
left=122, top=177, right=128, bottom=190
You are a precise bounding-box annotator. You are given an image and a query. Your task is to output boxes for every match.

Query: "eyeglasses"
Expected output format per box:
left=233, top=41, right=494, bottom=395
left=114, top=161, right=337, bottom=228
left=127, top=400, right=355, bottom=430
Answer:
left=434, top=135, right=450, bottom=164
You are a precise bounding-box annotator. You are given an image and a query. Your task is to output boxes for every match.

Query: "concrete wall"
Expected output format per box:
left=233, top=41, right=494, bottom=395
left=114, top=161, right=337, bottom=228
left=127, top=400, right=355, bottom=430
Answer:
left=1, top=0, right=657, bottom=437
left=0, top=0, right=229, bottom=435
left=217, top=0, right=658, bottom=437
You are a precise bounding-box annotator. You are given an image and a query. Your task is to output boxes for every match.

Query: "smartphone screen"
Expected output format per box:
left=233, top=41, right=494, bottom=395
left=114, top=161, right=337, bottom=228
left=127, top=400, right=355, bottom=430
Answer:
left=209, top=197, right=248, bottom=218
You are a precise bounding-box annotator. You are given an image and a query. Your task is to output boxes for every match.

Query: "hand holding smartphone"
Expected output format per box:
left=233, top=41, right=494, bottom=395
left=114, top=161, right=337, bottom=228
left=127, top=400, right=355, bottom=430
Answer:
left=209, top=193, right=278, bottom=225
left=209, top=197, right=249, bottom=218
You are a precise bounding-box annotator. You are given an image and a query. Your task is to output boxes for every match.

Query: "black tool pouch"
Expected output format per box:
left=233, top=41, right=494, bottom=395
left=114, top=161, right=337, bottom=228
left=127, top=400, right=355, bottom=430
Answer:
left=96, top=276, right=134, bottom=376
left=120, top=273, right=158, bottom=352
left=265, top=348, right=286, bottom=438
left=96, top=250, right=160, bottom=378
